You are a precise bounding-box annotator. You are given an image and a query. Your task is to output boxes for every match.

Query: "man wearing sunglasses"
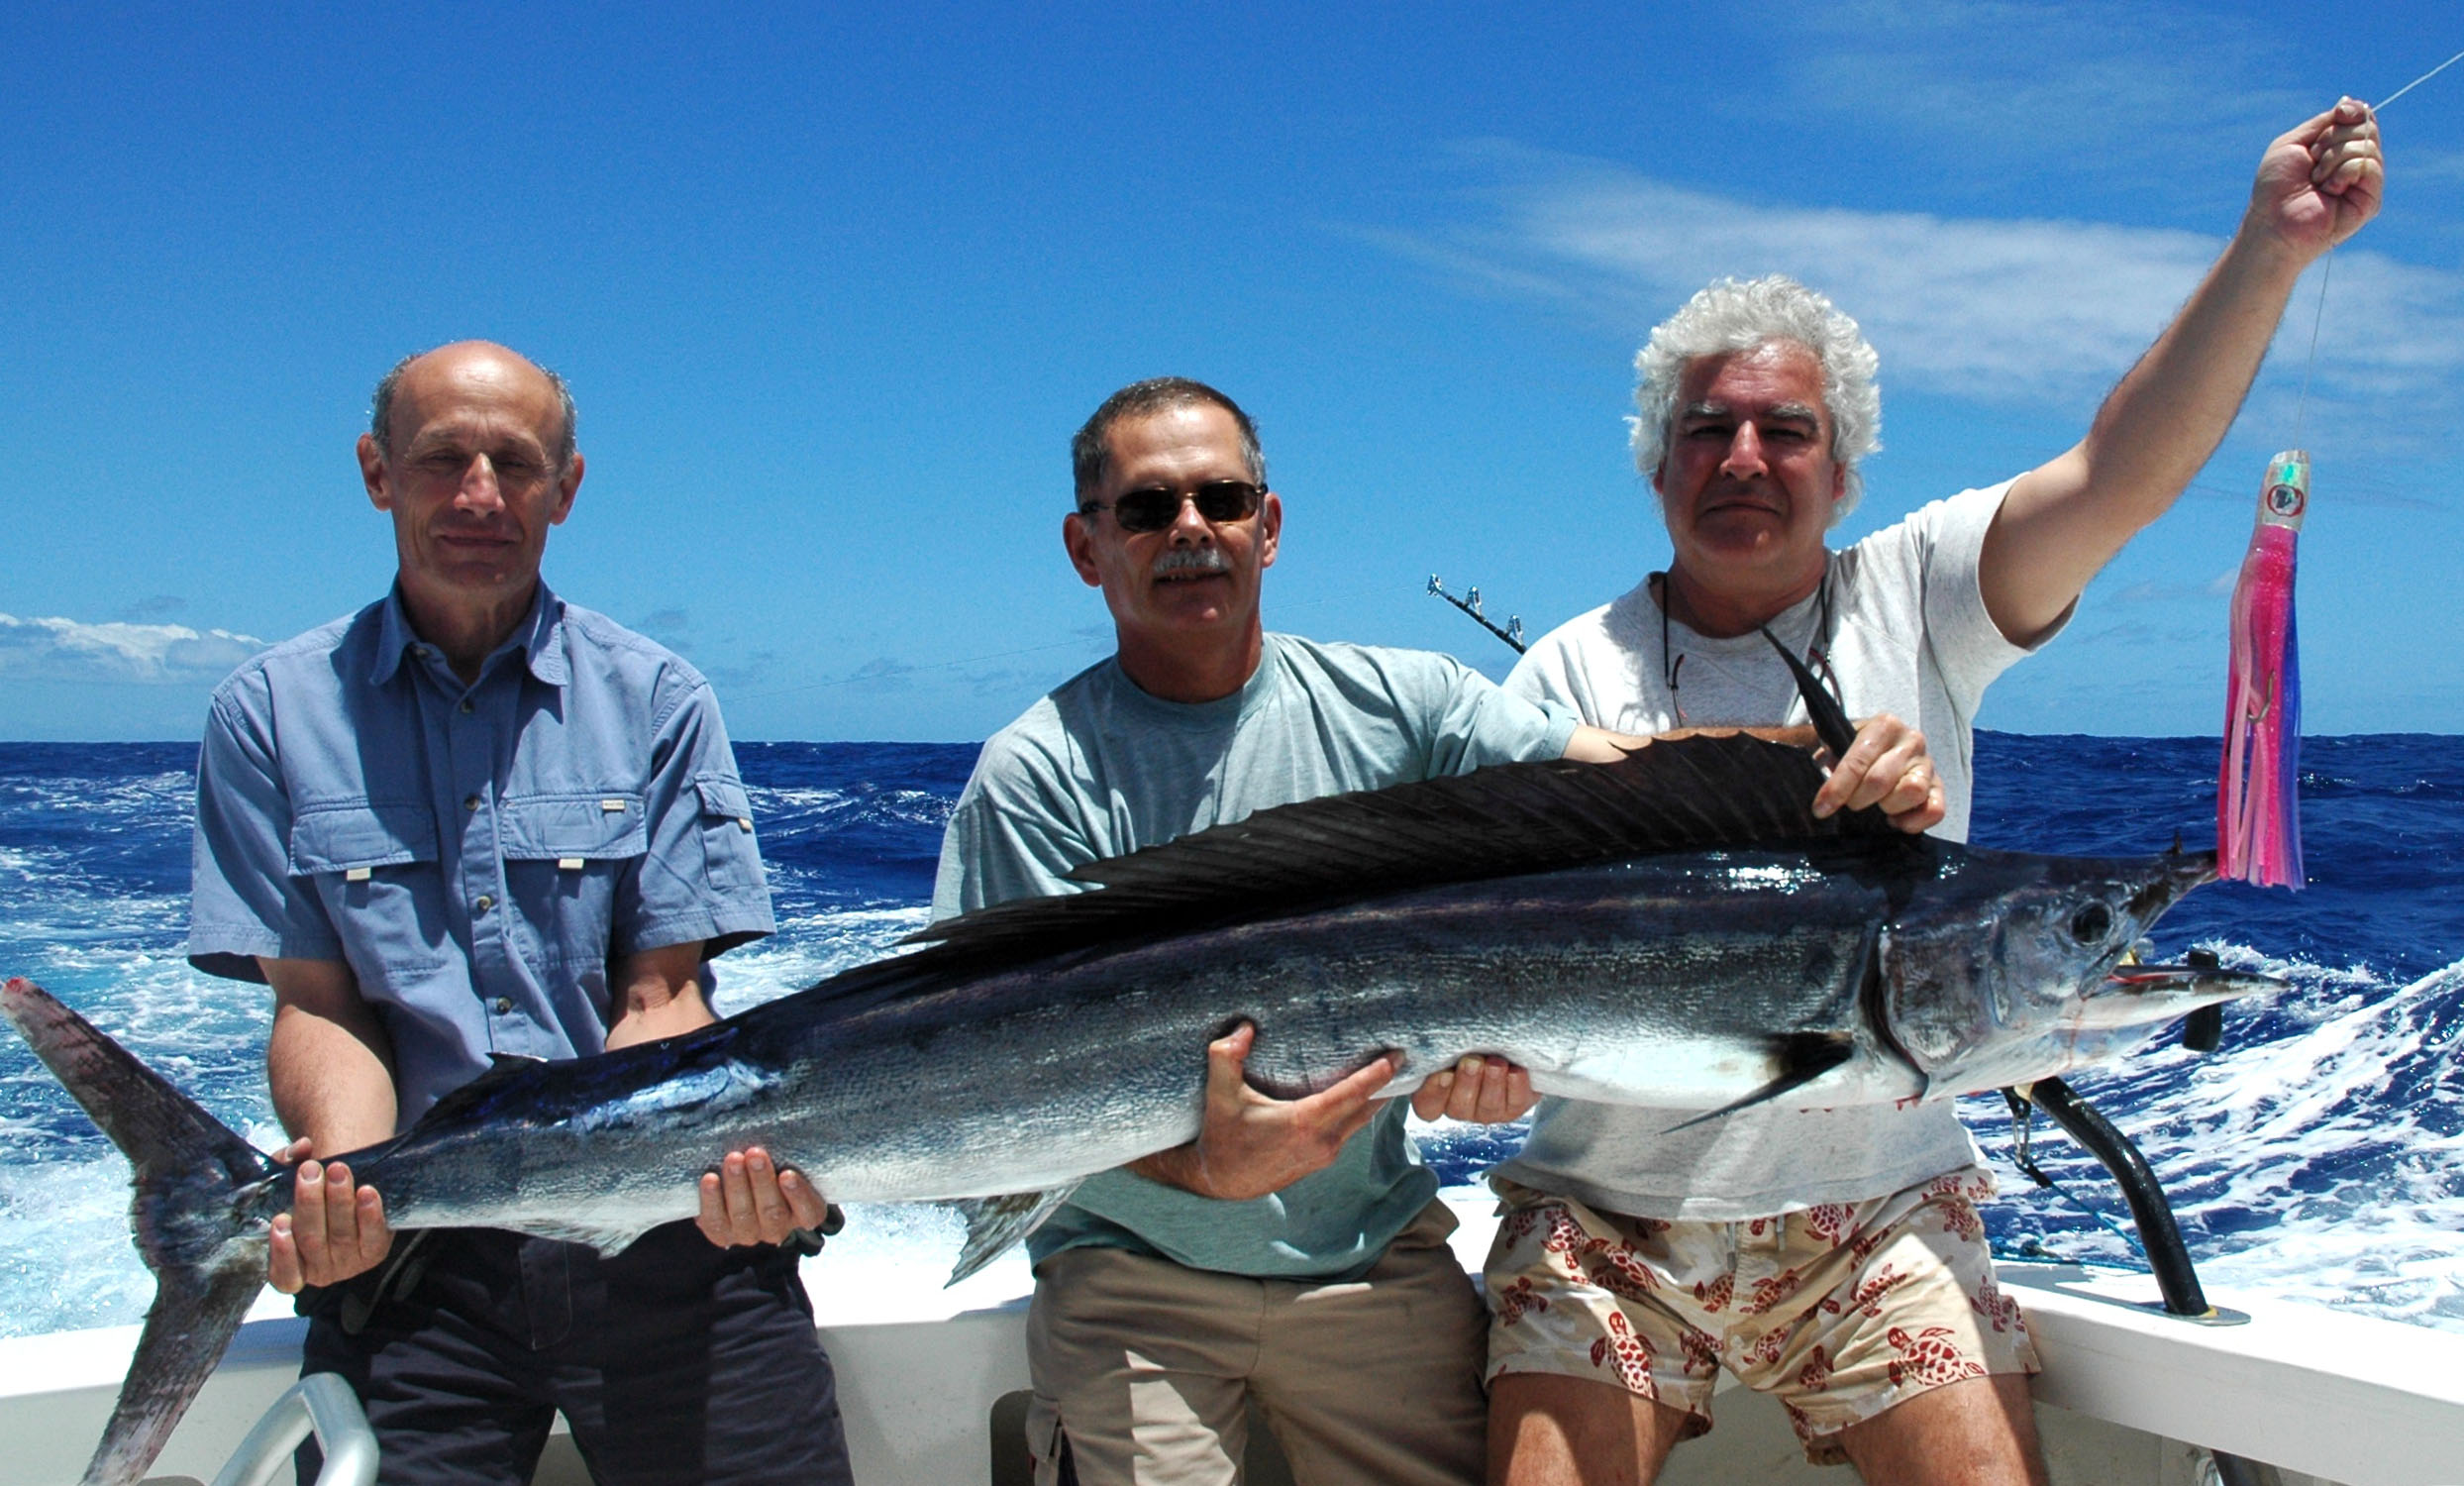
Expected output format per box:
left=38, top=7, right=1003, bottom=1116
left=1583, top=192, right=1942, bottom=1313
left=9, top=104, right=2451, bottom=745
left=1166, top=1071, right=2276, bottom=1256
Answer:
left=930, top=376, right=1946, bottom=1486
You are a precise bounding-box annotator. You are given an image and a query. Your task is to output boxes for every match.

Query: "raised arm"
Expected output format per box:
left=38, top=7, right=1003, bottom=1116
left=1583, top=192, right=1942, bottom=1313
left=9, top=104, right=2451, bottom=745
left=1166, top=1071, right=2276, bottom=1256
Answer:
left=1983, top=99, right=2384, bottom=646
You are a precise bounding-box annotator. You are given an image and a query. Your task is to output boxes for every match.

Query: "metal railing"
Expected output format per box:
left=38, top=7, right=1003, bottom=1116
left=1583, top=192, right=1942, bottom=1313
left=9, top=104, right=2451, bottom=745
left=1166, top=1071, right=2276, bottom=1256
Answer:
left=208, top=1372, right=377, bottom=1486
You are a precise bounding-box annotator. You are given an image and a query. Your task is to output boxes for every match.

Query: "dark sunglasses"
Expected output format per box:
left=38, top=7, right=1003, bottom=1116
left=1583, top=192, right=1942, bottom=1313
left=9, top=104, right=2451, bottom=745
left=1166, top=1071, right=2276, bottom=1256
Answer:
left=1078, top=480, right=1264, bottom=534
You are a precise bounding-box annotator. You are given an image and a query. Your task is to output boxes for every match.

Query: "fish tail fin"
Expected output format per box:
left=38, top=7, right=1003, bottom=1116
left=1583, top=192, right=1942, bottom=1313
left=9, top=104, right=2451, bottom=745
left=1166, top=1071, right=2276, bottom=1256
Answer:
left=85, top=1266, right=270, bottom=1486
left=2217, top=451, right=2308, bottom=891
left=2, top=978, right=276, bottom=1486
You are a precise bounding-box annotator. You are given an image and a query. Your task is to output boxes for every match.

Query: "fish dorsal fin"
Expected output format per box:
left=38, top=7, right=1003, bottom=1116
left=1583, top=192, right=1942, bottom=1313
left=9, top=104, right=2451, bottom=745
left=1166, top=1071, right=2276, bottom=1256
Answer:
left=817, top=732, right=1890, bottom=1009
left=946, top=1184, right=1081, bottom=1286
left=1070, top=730, right=1854, bottom=903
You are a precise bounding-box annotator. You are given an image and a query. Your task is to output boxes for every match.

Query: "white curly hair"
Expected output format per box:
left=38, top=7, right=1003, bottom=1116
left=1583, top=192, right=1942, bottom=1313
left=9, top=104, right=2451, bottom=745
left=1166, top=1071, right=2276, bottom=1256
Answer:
left=1630, top=274, right=1882, bottom=522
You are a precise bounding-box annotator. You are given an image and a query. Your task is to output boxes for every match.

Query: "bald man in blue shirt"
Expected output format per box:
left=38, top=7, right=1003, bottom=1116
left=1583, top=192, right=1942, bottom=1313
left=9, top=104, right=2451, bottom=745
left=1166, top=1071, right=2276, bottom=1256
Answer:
left=188, top=342, right=850, bottom=1486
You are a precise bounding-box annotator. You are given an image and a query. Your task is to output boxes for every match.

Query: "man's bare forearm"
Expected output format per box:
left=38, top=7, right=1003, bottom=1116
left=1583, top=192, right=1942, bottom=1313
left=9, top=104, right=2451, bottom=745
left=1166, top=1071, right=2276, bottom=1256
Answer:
left=262, top=957, right=398, bottom=1154
left=2084, top=230, right=2306, bottom=506
left=604, top=939, right=714, bottom=1050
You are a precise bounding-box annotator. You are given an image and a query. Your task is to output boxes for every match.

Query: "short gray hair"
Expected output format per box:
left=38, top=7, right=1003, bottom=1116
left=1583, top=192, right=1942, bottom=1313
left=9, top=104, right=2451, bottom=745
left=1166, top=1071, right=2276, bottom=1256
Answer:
left=1072, top=377, right=1265, bottom=501
left=368, top=347, right=578, bottom=471
left=1631, top=275, right=1881, bottom=520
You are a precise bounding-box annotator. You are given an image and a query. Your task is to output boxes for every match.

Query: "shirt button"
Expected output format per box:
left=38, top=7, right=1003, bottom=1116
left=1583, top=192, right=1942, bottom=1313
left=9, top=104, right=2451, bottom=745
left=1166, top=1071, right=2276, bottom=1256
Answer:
left=492, top=997, right=513, bottom=1014
left=459, top=698, right=475, bottom=715
left=464, top=794, right=480, bottom=812
left=473, top=895, right=494, bottom=914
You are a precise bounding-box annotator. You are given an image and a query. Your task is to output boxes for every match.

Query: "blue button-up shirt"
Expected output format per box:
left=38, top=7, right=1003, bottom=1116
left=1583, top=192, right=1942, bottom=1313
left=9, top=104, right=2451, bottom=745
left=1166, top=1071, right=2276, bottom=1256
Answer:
left=188, top=584, right=774, bottom=1127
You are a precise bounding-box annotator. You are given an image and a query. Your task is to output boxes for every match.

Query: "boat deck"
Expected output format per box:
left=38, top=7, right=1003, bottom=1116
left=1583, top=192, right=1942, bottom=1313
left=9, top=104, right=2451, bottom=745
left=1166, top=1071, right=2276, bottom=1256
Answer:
left=5, top=1256, right=2459, bottom=1486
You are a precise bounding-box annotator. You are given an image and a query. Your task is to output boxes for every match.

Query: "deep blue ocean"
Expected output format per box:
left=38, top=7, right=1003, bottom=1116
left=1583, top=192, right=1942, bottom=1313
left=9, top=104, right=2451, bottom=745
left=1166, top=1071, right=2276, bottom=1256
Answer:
left=0, top=734, right=2457, bottom=1338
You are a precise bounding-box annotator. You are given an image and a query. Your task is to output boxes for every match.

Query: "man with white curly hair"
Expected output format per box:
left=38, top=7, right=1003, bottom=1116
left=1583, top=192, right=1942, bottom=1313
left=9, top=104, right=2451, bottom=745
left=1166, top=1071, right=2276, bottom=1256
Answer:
left=1486, top=100, right=2384, bottom=1486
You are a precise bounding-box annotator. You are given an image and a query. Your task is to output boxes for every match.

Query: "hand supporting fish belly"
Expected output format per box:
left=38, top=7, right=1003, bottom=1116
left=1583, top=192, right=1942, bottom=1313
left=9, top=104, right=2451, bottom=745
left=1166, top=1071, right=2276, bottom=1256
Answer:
left=1130, top=1024, right=1400, bottom=1201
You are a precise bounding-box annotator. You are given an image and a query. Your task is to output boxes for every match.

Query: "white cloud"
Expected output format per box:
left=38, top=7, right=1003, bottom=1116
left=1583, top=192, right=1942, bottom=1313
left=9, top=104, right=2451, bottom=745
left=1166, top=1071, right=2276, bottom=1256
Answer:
left=2410, top=146, right=2464, bottom=186
left=1365, top=142, right=2464, bottom=430
left=0, top=614, right=265, bottom=685
left=1776, top=0, right=2309, bottom=175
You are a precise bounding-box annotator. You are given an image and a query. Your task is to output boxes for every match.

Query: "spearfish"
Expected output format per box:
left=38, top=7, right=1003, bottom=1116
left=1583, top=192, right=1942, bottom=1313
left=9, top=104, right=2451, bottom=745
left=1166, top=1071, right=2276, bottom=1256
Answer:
left=5, top=718, right=2275, bottom=1486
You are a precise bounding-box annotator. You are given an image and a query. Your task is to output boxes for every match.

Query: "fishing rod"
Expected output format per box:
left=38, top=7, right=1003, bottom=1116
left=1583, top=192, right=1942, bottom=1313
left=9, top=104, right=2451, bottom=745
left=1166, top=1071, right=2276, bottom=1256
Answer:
left=1425, top=576, right=1526, bottom=654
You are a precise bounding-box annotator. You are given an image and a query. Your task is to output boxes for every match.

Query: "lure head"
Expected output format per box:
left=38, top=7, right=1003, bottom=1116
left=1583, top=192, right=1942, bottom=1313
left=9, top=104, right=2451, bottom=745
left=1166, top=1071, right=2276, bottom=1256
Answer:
left=2258, top=449, right=2309, bottom=531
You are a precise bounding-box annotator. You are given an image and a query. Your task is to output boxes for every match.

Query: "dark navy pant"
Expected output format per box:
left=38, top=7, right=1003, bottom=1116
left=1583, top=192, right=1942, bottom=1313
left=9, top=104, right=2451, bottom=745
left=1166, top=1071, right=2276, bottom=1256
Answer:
left=299, top=1222, right=853, bottom=1486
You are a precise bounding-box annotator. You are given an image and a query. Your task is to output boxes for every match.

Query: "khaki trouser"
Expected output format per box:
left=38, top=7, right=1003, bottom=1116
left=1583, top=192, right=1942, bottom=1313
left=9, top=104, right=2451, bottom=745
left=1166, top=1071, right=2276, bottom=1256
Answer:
left=1024, top=1201, right=1488, bottom=1486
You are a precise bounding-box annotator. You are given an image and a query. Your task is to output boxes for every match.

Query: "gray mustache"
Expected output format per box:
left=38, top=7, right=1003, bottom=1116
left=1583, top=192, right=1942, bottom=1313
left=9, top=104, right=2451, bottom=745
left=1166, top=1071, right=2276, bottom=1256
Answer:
left=1152, top=548, right=1230, bottom=579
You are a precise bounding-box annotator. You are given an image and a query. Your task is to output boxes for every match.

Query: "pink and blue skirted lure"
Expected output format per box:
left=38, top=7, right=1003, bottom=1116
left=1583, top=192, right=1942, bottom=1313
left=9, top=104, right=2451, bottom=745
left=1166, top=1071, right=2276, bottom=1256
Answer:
left=2217, top=450, right=2308, bottom=889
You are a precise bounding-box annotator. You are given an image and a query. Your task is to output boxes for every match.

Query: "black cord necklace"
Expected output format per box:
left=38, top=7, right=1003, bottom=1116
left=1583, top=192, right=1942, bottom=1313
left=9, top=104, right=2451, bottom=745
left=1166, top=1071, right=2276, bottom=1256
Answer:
left=1656, top=561, right=1842, bottom=727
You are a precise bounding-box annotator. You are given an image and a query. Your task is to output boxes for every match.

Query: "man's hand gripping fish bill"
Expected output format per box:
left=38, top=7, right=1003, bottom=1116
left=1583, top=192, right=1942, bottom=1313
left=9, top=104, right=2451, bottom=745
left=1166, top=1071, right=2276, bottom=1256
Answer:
left=0, top=706, right=2279, bottom=1486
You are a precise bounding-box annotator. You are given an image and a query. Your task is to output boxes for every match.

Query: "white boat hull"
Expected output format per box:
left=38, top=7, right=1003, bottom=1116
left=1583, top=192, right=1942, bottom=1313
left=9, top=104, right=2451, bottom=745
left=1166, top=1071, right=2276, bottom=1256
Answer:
left=2, top=1252, right=2458, bottom=1485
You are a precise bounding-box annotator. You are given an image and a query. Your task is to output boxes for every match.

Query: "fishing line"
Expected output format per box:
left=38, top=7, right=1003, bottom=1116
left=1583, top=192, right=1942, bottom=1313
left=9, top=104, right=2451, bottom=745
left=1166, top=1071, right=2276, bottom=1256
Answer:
left=2002, top=1094, right=2149, bottom=1259
left=2288, top=49, right=2461, bottom=445
left=2375, top=46, right=2464, bottom=110
left=2290, top=254, right=2330, bottom=451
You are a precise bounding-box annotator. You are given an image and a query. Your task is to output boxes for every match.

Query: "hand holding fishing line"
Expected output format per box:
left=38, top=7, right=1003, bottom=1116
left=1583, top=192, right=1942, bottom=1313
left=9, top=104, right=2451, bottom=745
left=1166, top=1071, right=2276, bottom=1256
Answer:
left=2246, top=97, right=2384, bottom=258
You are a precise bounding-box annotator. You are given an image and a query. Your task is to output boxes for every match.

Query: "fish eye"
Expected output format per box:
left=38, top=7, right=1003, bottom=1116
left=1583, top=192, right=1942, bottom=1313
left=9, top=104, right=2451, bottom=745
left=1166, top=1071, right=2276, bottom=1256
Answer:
left=2070, top=903, right=2113, bottom=944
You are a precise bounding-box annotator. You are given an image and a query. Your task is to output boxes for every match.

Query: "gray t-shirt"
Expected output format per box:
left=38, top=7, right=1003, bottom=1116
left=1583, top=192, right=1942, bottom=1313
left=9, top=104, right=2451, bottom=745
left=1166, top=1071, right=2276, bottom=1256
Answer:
left=934, top=632, right=1577, bottom=1279
left=1496, top=482, right=2056, bottom=1220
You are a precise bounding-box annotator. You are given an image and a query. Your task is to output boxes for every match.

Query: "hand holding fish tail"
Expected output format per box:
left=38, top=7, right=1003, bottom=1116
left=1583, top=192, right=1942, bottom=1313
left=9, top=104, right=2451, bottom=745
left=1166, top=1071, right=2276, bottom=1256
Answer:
left=2249, top=97, right=2383, bottom=259
left=1411, top=1054, right=1538, bottom=1123
left=696, top=1145, right=833, bottom=1248
left=266, top=1136, right=394, bottom=1294
left=1811, top=713, right=1946, bottom=834
left=1131, top=1023, right=1396, bottom=1201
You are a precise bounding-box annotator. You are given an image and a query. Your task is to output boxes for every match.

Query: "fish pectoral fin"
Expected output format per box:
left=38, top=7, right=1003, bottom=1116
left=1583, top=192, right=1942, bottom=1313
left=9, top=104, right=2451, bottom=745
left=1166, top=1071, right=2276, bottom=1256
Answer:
left=945, top=1184, right=1083, bottom=1287
left=1660, top=1033, right=1858, bottom=1134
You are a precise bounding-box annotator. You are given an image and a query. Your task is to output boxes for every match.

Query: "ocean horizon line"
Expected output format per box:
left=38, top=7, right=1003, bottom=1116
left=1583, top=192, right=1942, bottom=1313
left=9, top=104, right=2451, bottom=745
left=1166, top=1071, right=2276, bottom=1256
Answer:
left=6, top=730, right=2461, bottom=749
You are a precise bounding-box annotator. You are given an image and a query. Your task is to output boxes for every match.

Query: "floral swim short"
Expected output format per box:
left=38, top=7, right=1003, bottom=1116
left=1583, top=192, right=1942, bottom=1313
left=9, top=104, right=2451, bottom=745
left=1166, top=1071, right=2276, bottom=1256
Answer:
left=1483, top=1168, right=2038, bottom=1463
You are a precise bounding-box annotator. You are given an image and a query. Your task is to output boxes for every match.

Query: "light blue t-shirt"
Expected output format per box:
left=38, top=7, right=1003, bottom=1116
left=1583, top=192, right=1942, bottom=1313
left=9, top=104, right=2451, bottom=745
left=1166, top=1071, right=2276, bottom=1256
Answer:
left=188, top=584, right=775, bottom=1127
left=933, top=632, right=1577, bottom=1280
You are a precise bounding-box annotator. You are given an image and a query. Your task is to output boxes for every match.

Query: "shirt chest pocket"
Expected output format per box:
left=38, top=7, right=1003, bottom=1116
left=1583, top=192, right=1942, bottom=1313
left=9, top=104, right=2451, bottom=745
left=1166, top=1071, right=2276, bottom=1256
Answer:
left=497, top=793, right=648, bottom=970
left=288, top=803, right=452, bottom=978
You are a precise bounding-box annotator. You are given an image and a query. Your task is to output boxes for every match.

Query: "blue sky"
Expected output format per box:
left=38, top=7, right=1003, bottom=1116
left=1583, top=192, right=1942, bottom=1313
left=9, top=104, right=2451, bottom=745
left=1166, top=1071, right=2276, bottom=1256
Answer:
left=3, top=2, right=2460, bottom=742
